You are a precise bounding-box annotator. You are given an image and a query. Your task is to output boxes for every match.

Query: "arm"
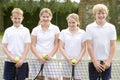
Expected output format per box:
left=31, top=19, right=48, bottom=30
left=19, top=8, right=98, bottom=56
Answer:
left=2, top=43, right=15, bottom=62
left=87, top=40, right=97, bottom=63
left=59, top=39, right=71, bottom=63
left=77, top=41, right=86, bottom=64
left=30, top=35, right=45, bottom=63
left=105, top=40, right=116, bottom=69
left=16, top=43, right=30, bottom=67
left=87, top=40, right=104, bottom=72
left=47, top=33, right=59, bottom=59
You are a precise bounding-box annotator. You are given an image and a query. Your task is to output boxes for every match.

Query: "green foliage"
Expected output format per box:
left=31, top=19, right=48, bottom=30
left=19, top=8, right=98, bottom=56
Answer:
left=1, top=0, right=79, bottom=31
left=108, top=0, right=120, bottom=37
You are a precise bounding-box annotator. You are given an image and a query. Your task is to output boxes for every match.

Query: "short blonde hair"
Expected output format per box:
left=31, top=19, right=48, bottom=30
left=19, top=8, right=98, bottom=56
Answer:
left=66, top=13, right=80, bottom=27
left=11, top=8, right=23, bottom=15
left=39, top=8, right=52, bottom=18
left=93, top=4, right=109, bottom=15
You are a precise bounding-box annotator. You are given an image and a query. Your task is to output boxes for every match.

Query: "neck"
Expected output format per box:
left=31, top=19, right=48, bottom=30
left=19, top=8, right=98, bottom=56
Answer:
left=69, top=27, right=78, bottom=34
left=96, top=20, right=106, bottom=27
left=41, top=24, right=50, bottom=31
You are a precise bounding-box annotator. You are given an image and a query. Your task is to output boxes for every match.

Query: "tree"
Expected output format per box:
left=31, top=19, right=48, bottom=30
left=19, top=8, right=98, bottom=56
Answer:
left=0, top=0, right=79, bottom=31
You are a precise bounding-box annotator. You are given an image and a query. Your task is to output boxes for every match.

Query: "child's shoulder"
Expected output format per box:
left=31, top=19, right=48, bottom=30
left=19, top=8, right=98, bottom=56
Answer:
left=4, top=26, right=13, bottom=31
left=85, top=22, right=95, bottom=31
left=106, top=22, right=115, bottom=27
left=50, top=23, right=59, bottom=28
left=86, top=22, right=95, bottom=27
left=60, top=28, right=68, bottom=32
left=21, top=26, right=30, bottom=32
left=79, top=29, right=85, bottom=33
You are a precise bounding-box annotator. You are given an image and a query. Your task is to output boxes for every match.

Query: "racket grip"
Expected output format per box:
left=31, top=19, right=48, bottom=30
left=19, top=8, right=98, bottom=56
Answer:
left=72, top=65, right=75, bottom=77
left=100, top=61, right=104, bottom=65
left=40, top=64, right=44, bottom=71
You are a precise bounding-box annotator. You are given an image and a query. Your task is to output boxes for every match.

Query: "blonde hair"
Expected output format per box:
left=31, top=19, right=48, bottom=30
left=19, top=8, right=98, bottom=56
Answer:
left=38, top=8, right=52, bottom=25
left=93, top=4, right=109, bottom=15
left=66, top=13, right=80, bottom=27
left=11, top=8, right=23, bottom=15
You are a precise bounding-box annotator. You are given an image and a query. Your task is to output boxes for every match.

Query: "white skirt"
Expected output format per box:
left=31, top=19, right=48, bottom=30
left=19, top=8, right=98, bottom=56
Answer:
left=61, top=60, right=82, bottom=79
left=29, top=59, right=61, bottom=78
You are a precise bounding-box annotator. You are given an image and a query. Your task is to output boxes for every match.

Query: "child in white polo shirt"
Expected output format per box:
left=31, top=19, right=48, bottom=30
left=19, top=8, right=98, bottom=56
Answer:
left=2, top=8, right=31, bottom=80
left=59, top=13, right=87, bottom=80
left=86, top=4, right=117, bottom=80
left=31, top=8, right=60, bottom=80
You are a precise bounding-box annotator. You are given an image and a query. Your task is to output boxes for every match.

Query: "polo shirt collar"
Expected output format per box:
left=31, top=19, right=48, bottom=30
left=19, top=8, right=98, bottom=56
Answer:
left=66, top=28, right=82, bottom=33
left=12, top=24, right=24, bottom=29
left=38, top=23, right=53, bottom=31
left=93, top=21, right=108, bottom=28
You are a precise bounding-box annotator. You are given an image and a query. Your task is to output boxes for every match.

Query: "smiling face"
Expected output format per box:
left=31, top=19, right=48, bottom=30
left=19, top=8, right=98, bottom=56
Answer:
left=66, top=13, right=80, bottom=30
left=11, top=13, right=24, bottom=27
left=93, top=4, right=108, bottom=24
left=39, top=8, right=52, bottom=26
left=67, top=18, right=78, bottom=30
left=40, top=12, right=52, bottom=25
left=95, top=11, right=107, bottom=23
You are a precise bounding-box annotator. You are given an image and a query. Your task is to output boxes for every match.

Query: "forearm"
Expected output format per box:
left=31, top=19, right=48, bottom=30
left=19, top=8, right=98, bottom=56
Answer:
left=49, top=43, right=59, bottom=57
left=2, top=44, right=14, bottom=60
left=31, top=45, right=42, bottom=59
left=87, top=40, right=97, bottom=62
left=78, top=41, right=86, bottom=61
left=49, top=34, right=59, bottom=57
left=21, top=43, right=30, bottom=61
left=107, top=40, right=116, bottom=63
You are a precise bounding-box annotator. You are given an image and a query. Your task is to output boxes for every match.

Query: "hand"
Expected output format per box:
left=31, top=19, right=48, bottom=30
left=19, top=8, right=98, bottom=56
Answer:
left=93, top=60, right=105, bottom=72
left=104, top=61, right=111, bottom=69
left=45, top=55, right=52, bottom=60
left=15, top=59, right=24, bottom=68
left=38, top=57, right=46, bottom=64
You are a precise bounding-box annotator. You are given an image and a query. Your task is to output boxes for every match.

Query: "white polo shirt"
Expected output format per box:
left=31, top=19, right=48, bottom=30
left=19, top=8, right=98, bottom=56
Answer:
left=59, top=28, right=87, bottom=58
left=86, top=22, right=117, bottom=60
left=2, top=25, right=31, bottom=57
left=31, top=23, right=60, bottom=58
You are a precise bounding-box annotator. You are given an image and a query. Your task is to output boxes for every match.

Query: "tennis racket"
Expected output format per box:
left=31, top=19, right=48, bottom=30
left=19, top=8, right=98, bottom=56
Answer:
left=70, top=65, right=75, bottom=80
left=98, top=61, right=104, bottom=80
left=15, top=67, right=18, bottom=80
left=33, top=64, right=44, bottom=80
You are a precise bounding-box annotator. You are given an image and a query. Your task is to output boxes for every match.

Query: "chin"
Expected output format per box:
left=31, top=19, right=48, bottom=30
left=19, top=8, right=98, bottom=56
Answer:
left=14, top=24, right=20, bottom=27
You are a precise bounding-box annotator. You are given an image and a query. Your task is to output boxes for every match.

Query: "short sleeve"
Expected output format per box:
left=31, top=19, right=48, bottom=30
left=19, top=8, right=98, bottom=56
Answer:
left=31, top=27, right=38, bottom=36
left=55, top=26, right=60, bottom=34
left=81, top=32, right=88, bottom=43
left=59, top=30, right=65, bottom=42
left=24, top=28, right=31, bottom=43
left=109, top=25, right=117, bottom=40
left=2, top=30, right=8, bottom=44
left=86, top=25, right=93, bottom=40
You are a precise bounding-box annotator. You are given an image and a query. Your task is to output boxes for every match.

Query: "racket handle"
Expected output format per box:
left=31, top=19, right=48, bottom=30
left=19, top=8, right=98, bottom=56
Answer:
left=40, top=64, right=44, bottom=71
left=98, top=61, right=104, bottom=80
left=33, top=64, right=44, bottom=80
left=72, top=65, right=75, bottom=77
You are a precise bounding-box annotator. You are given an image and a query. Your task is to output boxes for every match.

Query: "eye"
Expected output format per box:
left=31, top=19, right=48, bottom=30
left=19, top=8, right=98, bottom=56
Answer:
left=72, top=22, right=75, bottom=24
left=18, top=18, right=22, bottom=20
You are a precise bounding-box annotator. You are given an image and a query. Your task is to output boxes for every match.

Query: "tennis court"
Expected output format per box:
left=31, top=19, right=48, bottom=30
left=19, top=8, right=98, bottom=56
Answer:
left=0, top=40, right=120, bottom=80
